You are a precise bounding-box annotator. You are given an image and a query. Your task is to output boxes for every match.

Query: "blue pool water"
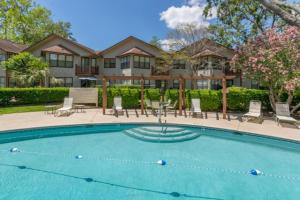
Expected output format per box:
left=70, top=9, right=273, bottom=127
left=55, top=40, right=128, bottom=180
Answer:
left=0, top=124, right=300, bottom=199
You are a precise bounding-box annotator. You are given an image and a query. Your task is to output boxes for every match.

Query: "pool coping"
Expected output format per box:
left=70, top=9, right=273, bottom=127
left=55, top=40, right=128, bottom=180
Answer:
left=1, top=122, right=300, bottom=146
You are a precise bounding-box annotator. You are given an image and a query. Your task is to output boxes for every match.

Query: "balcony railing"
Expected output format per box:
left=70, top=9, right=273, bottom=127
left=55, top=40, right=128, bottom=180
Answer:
left=151, top=67, right=170, bottom=76
left=75, top=65, right=99, bottom=75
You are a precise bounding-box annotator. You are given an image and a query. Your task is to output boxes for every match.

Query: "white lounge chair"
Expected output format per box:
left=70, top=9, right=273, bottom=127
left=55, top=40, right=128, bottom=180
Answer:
left=243, top=100, right=262, bottom=121
left=190, top=98, right=202, bottom=117
left=113, top=96, right=123, bottom=116
left=275, top=103, right=297, bottom=125
left=56, top=97, right=73, bottom=116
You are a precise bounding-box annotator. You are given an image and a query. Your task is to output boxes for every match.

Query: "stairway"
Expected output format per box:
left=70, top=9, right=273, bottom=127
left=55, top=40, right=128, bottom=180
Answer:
left=123, top=126, right=200, bottom=143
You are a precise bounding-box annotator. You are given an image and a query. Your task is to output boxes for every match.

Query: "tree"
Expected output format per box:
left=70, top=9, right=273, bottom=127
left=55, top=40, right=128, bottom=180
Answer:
left=231, top=26, right=300, bottom=113
left=1, top=52, right=49, bottom=87
left=258, top=0, right=300, bottom=28
left=0, top=0, right=74, bottom=45
left=204, top=0, right=285, bottom=47
left=149, top=36, right=162, bottom=48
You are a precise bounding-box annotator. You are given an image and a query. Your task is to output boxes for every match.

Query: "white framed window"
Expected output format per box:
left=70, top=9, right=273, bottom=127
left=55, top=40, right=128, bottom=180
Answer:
left=197, top=80, right=208, bottom=89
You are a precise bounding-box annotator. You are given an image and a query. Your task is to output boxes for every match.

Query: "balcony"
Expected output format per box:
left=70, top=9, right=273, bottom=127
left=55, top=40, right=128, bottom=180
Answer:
left=75, top=65, right=99, bottom=76
left=151, top=67, right=170, bottom=76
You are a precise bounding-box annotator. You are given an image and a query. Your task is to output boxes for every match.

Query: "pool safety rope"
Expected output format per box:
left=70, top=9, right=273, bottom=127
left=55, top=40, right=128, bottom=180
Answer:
left=3, top=148, right=300, bottom=182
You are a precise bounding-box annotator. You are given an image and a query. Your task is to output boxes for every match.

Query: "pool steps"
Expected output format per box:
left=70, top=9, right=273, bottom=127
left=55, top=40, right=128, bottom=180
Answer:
left=123, top=126, right=201, bottom=143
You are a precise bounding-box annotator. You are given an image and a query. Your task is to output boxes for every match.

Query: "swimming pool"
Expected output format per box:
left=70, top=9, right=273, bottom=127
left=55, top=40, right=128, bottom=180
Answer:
left=0, top=123, right=300, bottom=199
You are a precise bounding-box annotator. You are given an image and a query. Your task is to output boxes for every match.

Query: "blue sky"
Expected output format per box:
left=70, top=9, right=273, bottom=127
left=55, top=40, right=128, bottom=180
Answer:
left=35, top=0, right=214, bottom=50
left=35, top=0, right=183, bottom=50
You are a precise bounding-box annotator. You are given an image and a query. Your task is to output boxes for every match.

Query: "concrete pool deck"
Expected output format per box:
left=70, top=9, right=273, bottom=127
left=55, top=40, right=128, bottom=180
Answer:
left=0, top=109, right=299, bottom=141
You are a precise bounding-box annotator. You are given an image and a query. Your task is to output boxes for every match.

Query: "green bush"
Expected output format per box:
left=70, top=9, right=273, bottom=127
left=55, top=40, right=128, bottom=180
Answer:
left=186, top=89, right=222, bottom=111
left=0, top=88, right=69, bottom=106
left=227, top=87, right=270, bottom=111
left=1, top=87, right=299, bottom=112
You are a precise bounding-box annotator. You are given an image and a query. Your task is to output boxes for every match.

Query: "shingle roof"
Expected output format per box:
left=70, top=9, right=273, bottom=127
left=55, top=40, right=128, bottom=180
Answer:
left=24, top=34, right=96, bottom=55
left=120, top=47, right=153, bottom=57
left=192, top=49, right=225, bottom=58
left=0, top=39, right=28, bottom=53
left=42, top=45, right=77, bottom=55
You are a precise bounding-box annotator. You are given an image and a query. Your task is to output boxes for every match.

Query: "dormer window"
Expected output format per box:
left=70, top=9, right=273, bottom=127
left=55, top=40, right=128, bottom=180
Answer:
left=49, top=53, right=73, bottom=68
left=133, top=56, right=150, bottom=69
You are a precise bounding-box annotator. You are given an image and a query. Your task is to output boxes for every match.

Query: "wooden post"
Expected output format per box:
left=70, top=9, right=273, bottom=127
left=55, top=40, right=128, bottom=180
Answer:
left=102, top=77, right=107, bottom=115
left=141, top=78, right=145, bottom=115
left=222, top=77, right=227, bottom=119
left=179, top=78, right=183, bottom=116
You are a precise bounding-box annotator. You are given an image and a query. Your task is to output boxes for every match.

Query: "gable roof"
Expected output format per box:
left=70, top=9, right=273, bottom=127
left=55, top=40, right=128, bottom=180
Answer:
left=24, top=34, right=96, bottom=55
left=0, top=39, right=28, bottom=53
left=42, top=45, right=79, bottom=55
left=120, top=47, right=153, bottom=57
left=100, top=36, right=162, bottom=55
left=192, top=49, right=225, bottom=58
left=189, top=39, right=235, bottom=59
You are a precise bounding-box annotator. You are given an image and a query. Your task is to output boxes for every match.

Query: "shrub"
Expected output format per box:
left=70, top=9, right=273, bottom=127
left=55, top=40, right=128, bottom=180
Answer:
left=0, top=88, right=69, bottom=106
left=227, top=87, right=270, bottom=111
left=186, top=89, right=222, bottom=111
left=1, top=87, right=299, bottom=112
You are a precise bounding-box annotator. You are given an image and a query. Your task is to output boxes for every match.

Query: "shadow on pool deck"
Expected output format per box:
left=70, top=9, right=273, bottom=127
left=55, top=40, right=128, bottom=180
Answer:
left=0, top=163, right=223, bottom=200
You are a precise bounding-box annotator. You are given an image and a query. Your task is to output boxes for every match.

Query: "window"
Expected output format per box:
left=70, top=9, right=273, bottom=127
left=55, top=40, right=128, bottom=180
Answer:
left=49, top=53, right=73, bottom=68
left=49, top=53, right=58, bottom=67
left=144, top=80, right=150, bottom=88
left=195, top=57, right=209, bottom=70
left=251, top=80, right=259, bottom=89
left=227, top=80, right=234, bottom=87
left=173, top=60, right=186, bottom=69
left=211, top=80, right=222, bottom=90
left=66, top=55, right=73, bottom=68
left=173, top=80, right=179, bottom=89
left=121, top=56, right=130, bottom=69
left=91, top=58, right=96, bottom=67
left=81, top=57, right=90, bottom=67
left=211, top=57, right=223, bottom=70
left=0, top=77, right=5, bottom=88
left=104, top=58, right=116, bottom=68
left=133, top=80, right=141, bottom=85
left=133, top=56, right=150, bottom=69
left=197, top=80, right=208, bottom=89
left=0, top=54, right=6, bottom=62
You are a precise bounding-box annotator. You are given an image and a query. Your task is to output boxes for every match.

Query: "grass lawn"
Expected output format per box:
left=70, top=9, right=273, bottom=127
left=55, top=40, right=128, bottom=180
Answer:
left=0, top=105, right=47, bottom=115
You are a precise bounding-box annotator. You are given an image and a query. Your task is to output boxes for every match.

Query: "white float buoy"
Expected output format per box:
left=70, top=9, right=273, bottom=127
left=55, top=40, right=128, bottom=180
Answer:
left=10, top=147, right=20, bottom=153
left=157, top=160, right=166, bottom=166
left=250, top=169, right=263, bottom=176
left=75, top=155, right=83, bottom=159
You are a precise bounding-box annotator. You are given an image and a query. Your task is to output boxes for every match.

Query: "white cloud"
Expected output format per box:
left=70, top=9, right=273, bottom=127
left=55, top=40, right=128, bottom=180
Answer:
left=160, top=1, right=216, bottom=29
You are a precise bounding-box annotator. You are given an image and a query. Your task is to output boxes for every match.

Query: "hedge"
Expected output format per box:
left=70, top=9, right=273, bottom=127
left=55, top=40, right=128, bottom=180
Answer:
left=0, top=88, right=68, bottom=106
left=1, top=87, right=299, bottom=112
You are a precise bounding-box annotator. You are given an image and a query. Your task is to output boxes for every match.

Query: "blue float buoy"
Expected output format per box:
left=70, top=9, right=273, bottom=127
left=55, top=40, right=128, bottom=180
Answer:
left=250, top=169, right=263, bottom=176
left=10, top=147, right=20, bottom=153
left=157, top=160, right=167, bottom=166
left=75, top=155, right=83, bottom=159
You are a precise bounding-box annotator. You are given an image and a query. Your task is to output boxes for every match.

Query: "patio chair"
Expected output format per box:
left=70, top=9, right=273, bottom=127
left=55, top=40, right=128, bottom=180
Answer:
left=275, top=103, right=297, bottom=125
left=144, top=99, right=152, bottom=111
left=55, top=97, right=73, bottom=116
left=243, top=100, right=262, bottom=121
left=151, top=101, right=160, bottom=115
left=166, top=100, right=178, bottom=115
left=190, top=98, right=202, bottom=117
left=113, top=96, right=123, bottom=116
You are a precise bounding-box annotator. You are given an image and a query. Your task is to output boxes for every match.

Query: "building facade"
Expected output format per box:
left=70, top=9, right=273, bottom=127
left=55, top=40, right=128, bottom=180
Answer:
left=0, top=34, right=255, bottom=89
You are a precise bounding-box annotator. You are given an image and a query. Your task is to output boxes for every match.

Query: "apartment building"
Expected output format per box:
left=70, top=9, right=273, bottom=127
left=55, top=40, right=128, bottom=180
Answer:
left=0, top=34, right=255, bottom=89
